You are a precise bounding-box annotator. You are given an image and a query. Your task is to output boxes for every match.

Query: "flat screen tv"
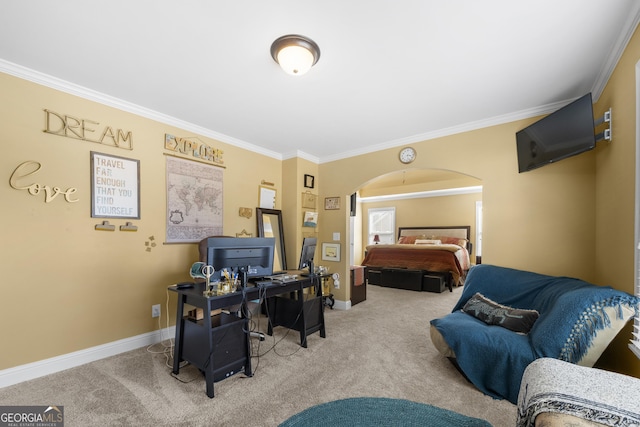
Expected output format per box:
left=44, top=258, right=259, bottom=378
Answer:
left=516, top=93, right=596, bottom=173
left=204, top=237, right=275, bottom=283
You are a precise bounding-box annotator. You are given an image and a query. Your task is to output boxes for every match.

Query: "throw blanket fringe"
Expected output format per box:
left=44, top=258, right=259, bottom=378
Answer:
left=560, top=295, right=640, bottom=363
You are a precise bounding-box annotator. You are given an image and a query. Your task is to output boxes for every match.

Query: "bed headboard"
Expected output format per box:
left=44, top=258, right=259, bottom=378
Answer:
left=397, top=226, right=472, bottom=254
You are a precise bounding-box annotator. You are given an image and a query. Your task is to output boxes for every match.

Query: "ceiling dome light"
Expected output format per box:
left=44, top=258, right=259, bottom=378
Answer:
left=270, top=34, right=320, bottom=76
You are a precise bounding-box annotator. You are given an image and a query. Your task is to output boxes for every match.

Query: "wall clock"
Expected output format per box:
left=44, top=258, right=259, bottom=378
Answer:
left=399, top=147, right=416, bottom=164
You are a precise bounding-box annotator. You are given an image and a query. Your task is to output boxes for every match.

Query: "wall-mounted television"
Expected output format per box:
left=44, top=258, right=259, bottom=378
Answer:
left=516, top=93, right=596, bottom=173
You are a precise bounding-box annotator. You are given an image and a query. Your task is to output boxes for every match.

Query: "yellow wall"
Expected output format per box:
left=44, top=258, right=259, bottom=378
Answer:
left=0, top=73, right=282, bottom=369
left=319, top=120, right=595, bottom=305
left=2, top=23, right=639, bottom=377
left=592, top=25, right=640, bottom=376
left=282, top=157, right=319, bottom=269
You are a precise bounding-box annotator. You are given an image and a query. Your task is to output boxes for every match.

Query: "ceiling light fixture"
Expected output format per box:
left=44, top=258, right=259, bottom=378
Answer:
left=270, top=34, right=320, bottom=76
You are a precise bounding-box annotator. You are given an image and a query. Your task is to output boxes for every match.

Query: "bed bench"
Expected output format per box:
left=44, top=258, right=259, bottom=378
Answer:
left=366, top=267, right=450, bottom=292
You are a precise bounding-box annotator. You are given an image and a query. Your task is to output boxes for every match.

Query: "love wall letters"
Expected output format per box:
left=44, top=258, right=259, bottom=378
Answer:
left=10, top=161, right=79, bottom=203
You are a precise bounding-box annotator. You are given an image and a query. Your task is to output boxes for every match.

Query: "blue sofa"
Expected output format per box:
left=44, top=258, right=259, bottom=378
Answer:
left=430, top=264, right=639, bottom=404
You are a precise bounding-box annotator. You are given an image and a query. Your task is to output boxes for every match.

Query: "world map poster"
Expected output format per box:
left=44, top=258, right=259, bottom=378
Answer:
left=165, top=155, right=223, bottom=243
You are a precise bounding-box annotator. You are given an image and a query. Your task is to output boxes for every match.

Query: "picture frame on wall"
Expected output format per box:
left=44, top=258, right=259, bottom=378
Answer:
left=322, top=243, right=341, bottom=262
left=258, top=185, right=277, bottom=209
left=165, top=155, right=223, bottom=243
left=304, top=174, right=315, bottom=189
left=91, top=151, right=140, bottom=219
left=324, top=197, right=340, bottom=210
left=303, top=211, right=318, bottom=228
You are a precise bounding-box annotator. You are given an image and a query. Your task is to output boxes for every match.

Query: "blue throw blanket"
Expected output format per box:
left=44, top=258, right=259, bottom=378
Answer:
left=431, top=264, right=640, bottom=404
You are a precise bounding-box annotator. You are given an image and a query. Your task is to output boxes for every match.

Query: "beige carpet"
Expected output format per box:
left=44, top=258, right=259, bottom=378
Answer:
left=0, top=285, right=517, bottom=426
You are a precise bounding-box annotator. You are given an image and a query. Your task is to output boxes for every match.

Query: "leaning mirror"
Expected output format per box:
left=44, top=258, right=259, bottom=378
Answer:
left=256, top=208, right=287, bottom=272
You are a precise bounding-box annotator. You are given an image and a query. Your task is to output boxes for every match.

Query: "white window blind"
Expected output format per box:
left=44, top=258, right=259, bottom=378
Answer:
left=368, top=207, right=396, bottom=245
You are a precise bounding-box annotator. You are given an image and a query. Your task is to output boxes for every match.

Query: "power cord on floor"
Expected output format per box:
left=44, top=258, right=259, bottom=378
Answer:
left=145, top=288, right=189, bottom=371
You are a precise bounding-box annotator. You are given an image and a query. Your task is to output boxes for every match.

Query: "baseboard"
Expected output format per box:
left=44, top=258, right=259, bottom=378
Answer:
left=333, top=299, right=351, bottom=310
left=0, top=326, right=175, bottom=389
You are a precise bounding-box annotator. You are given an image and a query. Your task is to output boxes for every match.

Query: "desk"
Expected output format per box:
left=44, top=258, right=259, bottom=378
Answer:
left=169, top=275, right=325, bottom=398
left=264, top=274, right=326, bottom=348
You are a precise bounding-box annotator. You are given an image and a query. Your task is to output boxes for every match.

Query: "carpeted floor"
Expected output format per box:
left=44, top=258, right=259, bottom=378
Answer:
left=0, top=285, right=517, bottom=426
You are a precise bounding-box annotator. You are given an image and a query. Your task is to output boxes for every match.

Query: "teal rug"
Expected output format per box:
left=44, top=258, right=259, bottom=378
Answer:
left=279, top=397, right=492, bottom=426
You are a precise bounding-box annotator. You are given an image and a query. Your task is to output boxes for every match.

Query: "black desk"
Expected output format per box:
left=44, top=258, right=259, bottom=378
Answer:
left=168, top=275, right=325, bottom=398
left=264, top=275, right=326, bottom=348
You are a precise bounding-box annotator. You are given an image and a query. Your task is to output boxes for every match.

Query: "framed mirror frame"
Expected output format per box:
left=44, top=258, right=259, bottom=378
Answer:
left=256, top=208, right=287, bottom=271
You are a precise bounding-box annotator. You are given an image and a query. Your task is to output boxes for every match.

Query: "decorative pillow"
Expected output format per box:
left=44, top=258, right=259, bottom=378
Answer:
left=436, top=236, right=468, bottom=247
left=415, top=239, right=441, bottom=245
left=462, top=293, right=539, bottom=334
left=398, top=236, right=419, bottom=244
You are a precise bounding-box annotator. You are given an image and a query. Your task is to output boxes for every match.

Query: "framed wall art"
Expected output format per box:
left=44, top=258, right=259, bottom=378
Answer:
left=165, top=155, right=223, bottom=243
left=324, top=197, right=340, bottom=210
left=91, top=151, right=140, bottom=219
left=304, top=174, right=315, bottom=189
left=322, top=243, right=341, bottom=262
left=303, top=211, right=318, bottom=228
left=259, top=185, right=277, bottom=209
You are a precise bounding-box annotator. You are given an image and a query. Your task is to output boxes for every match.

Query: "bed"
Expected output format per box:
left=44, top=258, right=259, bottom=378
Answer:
left=361, top=226, right=472, bottom=292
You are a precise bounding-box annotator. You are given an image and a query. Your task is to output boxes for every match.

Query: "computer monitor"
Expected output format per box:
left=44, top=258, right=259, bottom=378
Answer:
left=298, top=237, right=317, bottom=275
left=204, top=237, right=275, bottom=286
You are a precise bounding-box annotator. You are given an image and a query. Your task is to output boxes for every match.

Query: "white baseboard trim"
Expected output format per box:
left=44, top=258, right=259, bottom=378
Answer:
left=333, top=299, right=351, bottom=310
left=0, top=326, right=175, bottom=389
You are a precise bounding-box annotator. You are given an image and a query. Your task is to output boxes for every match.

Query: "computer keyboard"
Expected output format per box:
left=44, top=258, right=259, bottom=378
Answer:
left=265, top=274, right=298, bottom=283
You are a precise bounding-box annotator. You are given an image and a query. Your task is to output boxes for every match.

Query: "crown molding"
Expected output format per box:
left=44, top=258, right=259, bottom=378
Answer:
left=0, top=59, right=283, bottom=161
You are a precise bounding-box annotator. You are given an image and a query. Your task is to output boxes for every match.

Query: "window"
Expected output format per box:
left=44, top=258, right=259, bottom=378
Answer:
left=368, top=207, right=396, bottom=245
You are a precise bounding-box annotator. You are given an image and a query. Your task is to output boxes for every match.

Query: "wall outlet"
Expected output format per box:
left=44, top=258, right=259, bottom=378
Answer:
left=333, top=279, right=340, bottom=289
left=151, top=304, right=161, bottom=318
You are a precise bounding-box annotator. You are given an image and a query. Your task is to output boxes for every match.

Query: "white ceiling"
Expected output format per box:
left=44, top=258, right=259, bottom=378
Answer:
left=1, top=1, right=639, bottom=163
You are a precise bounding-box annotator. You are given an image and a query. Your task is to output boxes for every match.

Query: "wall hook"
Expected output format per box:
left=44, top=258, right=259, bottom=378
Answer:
left=95, top=220, right=115, bottom=231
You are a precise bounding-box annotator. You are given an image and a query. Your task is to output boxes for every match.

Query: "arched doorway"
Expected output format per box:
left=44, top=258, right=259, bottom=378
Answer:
left=349, top=168, right=483, bottom=267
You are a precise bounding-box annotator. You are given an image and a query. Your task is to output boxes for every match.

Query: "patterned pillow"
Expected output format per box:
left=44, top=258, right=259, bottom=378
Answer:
left=415, top=239, right=441, bottom=245
left=436, top=236, right=468, bottom=247
left=462, top=293, right=540, bottom=333
left=398, top=236, right=419, bottom=244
